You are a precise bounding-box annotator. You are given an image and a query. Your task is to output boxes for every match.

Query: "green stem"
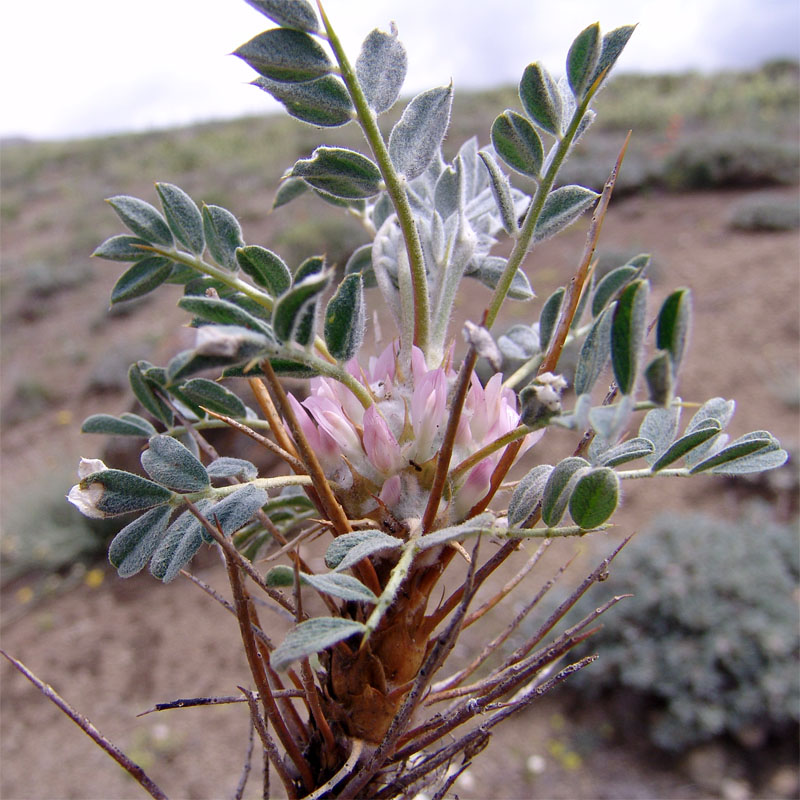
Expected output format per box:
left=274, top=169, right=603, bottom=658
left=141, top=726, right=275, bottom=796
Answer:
left=616, top=467, right=691, bottom=480
left=449, top=424, right=533, bottom=482
left=286, top=349, right=373, bottom=409
left=177, top=475, right=313, bottom=506
left=485, top=78, right=605, bottom=330
left=317, top=0, right=430, bottom=354
left=147, top=246, right=274, bottom=310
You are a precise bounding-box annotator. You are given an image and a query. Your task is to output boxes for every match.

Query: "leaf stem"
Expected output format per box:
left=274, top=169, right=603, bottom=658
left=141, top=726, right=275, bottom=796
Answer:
left=317, top=0, right=430, bottom=353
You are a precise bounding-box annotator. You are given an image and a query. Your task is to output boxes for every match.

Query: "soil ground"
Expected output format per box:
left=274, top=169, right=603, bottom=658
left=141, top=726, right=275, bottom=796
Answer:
left=1, top=186, right=799, bottom=799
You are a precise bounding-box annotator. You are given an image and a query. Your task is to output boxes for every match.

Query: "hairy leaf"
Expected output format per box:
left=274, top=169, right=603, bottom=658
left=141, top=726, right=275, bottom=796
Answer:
left=490, top=110, right=543, bottom=178
left=519, top=62, right=562, bottom=136
left=81, top=413, right=156, bottom=437
left=235, top=28, right=332, bottom=82
left=639, top=404, right=682, bottom=465
left=651, top=422, right=722, bottom=472
left=325, top=530, right=403, bottom=571
left=266, top=565, right=378, bottom=603
left=80, top=469, right=173, bottom=516
left=595, top=437, right=654, bottom=467
left=567, top=23, right=601, bottom=98
left=242, top=0, right=320, bottom=33
left=356, top=26, right=407, bottom=114
left=478, top=149, right=519, bottom=234
left=202, top=204, right=244, bottom=270
left=569, top=467, right=619, bottom=529
left=292, top=147, right=383, bottom=199
left=107, top=195, right=174, bottom=246
left=324, top=273, right=365, bottom=361
left=388, top=84, right=453, bottom=180
left=611, top=279, right=648, bottom=394
left=656, top=288, right=692, bottom=370
left=538, top=287, right=565, bottom=351
left=109, top=505, right=172, bottom=578
left=591, top=264, right=639, bottom=318
left=534, top=185, right=598, bottom=243
left=272, top=271, right=329, bottom=342
left=141, top=435, right=209, bottom=492
left=155, top=183, right=205, bottom=254
left=508, top=464, right=554, bottom=526
left=253, top=75, right=353, bottom=127
left=574, top=303, right=614, bottom=395
left=271, top=618, right=366, bottom=671
left=180, top=378, right=247, bottom=418
left=206, top=457, right=258, bottom=482
left=541, top=457, right=590, bottom=527
left=236, top=246, right=292, bottom=295
left=93, top=234, right=152, bottom=262
left=111, top=257, right=173, bottom=304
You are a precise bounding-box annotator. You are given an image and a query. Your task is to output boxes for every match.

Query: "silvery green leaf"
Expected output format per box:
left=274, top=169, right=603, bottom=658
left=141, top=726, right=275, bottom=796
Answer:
left=497, top=324, right=539, bottom=362
left=567, top=23, right=601, bottom=98
left=639, top=403, right=682, bottom=465
left=478, top=150, right=519, bottom=234
left=324, top=273, right=365, bottom=361
left=356, top=26, right=407, bottom=114
left=595, top=437, right=654, bottom=467
left=645, top=351, right=673, bottom=407
left=110, top=257, right=173, bottom=304
left=178, top=296, right=274, bottom=339
left=129, top=362, right=173, bottom=425
left=473, top=256, right=534, bottom=301
left=574, top=303, right=614, bottom=395
left=271, top=618, right=367, bottom=671
left=588, top=394, right=635, bottom=443
left=519, top=62, right=562, bottom=136
left=236, top=246, right=292, bottom=296
left=683, top=397, right=736, bottom=466
left=141, top=434, right=209, bottom=492
left=569, top=467, right=619, bottom=529
left=708, top=446, right=789, bottom=475
left=388, top=84, right=453, bottom=180
left=690, top=431, right=781, bottom=474
left=291, top=147, right=383, bottom=199
left=590, top=25, right=636, bottom=88
left=107, top=195, right=174, bottom=246
left=656, top=288, right=692, bottom=370
left=180, top=378, right=247, bottom=418
left=272, top=271, right=329, bottom=343
left=266, top=565, right=378, bottom=603
left=207, top=485, right=269, bottom=536
left=434, top=166, right=458, bottom=221
left=273, top=177, right=309, bottom=210
left=253, top=75, right=353, bottom=127
left=206, top=457, right=258, bottom=482
left=534, top=186, right=598, bottom=243
left=416, top=513, right=496, bottom=551
left=611, top=278, right=648, bottom=395
left=539, top=287, right=565, bottom=351
left=202, top=205, right=244, bottom=270
left=109, top=505, right=172, bottom=578
left=541, top=457, right=590, bottom=527
left=169, top=329, right=274, bottom=381
left=149, top=502, right=211, bottom=582
left=294, top=255, right=325, bottom=282
left=591, top=265, right=639, bottom=317
left=155, top=183, right=204, bottom=255
left=81, top=413, right=156, bottom=437
left=490, top=110, right=544, bottom=178
left=650, top=421, right=722, bottom=472
left=93, top=234, right=151, bottom=262
left=222, top=358, right=317, bottom=379
left=344, top=244, right=376, bottom=288
left=234, top=28, right=332, bottom=83
left=243, top=0, right=320, bottom=33
left=508, top=464, right=553, bottom=526
left=325, top=530, right=403, bottom=571
left=80, top=469, right=173, bottom=517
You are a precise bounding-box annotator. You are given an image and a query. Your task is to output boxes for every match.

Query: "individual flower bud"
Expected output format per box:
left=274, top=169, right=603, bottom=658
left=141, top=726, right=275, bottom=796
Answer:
left=67, top=458, right=110, bottom=518
left=519, top=372, right=568, bottom=427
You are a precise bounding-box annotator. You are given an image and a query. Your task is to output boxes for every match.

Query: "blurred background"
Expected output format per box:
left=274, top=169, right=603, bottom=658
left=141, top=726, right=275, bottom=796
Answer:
left=1, top=1, right=798, bottom=798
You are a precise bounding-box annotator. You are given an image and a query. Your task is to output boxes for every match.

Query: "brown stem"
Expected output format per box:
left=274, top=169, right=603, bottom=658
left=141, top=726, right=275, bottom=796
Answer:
left=0, top=650, right=168, bottom=800
left=248, top=376, right=300, bottom=459
left=538, top=131, right=631, bottom=377
left=421, top=346, right=479, bottom=533
left=259, top=360, right=382, bottom=598
left=225, top=553, right=315, bottom=791
left=240, top=686, right=299, bottom=800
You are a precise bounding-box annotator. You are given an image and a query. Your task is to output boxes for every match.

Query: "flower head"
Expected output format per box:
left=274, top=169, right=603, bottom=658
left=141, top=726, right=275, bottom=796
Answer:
left=289, top=343, right=542, bottom=525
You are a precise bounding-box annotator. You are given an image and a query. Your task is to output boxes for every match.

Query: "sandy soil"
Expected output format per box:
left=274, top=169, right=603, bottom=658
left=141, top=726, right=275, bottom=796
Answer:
left=1, top=187, right=798, bottom=799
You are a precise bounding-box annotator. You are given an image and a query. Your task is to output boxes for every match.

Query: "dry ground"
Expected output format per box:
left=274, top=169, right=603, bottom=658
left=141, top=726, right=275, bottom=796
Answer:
left=1, top=186, right=799, bottom=799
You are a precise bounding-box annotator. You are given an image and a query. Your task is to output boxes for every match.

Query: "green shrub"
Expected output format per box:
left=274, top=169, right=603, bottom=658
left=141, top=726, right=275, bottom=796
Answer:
left=569, top=507, right=800, bottom=751
left=727, top=193, right=800, bottom=232
left=663, top=132, right=799, bottom=189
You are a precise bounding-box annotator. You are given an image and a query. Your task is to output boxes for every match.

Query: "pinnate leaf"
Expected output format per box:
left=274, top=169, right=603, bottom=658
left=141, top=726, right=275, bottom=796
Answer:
left=490, top=110, right=543, bottom=178
left=567, top=23, right=601, bottom=98
left=82, top=413, right=156, bottom=437
left=253, top=75, right=353, bottom=127
left=541, top=457, right=590, bottom=527
left=180, top=378, right=247, bottom=418
left=534, top=185, right=599, bottom=243
left=568, top=467, right=619, bottom=529
left=93, top=234, right=151, bottom=262
left=325, top=530, right=403, bottom=571
left=291, top=147, right=383, bottom=199
left=202, top=205, right=244, bottom=270
left=266, top=565, right=378, bottom=603
left=243, top=0, right=320, bottom=33
left=509, top=464, right=553, bottom=526
left=519, top=63, right=562, bottom=135
left=111, top=257, right=173, bottom=304
left=236, top=246, right=292, bottom=295
left=611, top=279, right=648, bottom=395
left=81, top=469, right=173, bottom=516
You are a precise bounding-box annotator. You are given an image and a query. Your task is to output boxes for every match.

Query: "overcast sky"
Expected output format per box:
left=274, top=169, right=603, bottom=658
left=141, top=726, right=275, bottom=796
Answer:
left=1, top=0, right=798, bottom=141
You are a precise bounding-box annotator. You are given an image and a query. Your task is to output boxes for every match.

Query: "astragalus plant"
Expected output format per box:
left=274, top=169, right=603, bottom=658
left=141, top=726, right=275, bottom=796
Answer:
left=6, top=1, right=789, bottom=798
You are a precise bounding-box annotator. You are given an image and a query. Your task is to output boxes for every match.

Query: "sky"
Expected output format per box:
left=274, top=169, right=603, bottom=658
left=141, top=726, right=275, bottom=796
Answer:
left=1, top=0, right=798, bottom=141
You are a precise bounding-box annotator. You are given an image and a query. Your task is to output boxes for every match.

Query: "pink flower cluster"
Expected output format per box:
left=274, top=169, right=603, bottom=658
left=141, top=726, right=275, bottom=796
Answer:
left=289, top=343, right=541, bottom=525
